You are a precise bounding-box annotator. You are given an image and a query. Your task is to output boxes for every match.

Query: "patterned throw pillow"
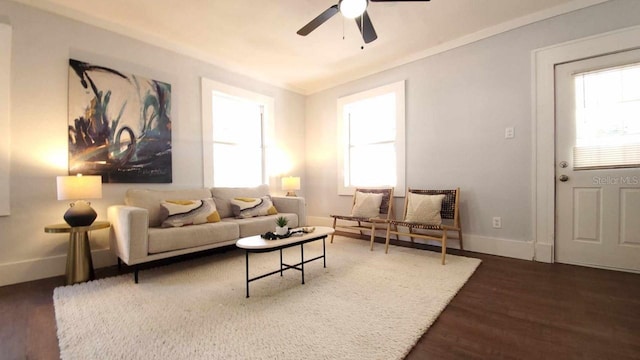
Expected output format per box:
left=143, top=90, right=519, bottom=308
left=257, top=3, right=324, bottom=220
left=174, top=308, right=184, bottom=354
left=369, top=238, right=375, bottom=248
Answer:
left=404, top=193, right=445, bottom=225
left=230, top=196, right=278, bottom=218
left=351, top=191, right=383, bottom=218
left=160, top=198, right=221, bottom=228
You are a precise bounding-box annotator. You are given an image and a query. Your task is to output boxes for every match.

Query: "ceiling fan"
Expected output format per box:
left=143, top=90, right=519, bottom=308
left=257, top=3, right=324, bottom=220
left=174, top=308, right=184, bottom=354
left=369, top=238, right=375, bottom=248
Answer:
left=297, top=0, right=431, bottom=44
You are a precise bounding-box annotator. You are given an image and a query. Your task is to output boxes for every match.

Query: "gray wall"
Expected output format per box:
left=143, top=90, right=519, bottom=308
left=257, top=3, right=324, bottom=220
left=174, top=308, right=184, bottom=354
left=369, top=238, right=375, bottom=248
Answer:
left=0, top=0, right=305, bottom=285
left=304, top=0, right=640, bottom=256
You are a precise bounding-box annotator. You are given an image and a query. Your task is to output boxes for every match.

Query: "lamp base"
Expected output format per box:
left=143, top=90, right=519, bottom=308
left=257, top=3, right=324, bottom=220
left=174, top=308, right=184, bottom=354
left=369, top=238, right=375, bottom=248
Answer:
left=286, top=191, right=297, bottom=197
left=63, top=200, right=97, bottom=227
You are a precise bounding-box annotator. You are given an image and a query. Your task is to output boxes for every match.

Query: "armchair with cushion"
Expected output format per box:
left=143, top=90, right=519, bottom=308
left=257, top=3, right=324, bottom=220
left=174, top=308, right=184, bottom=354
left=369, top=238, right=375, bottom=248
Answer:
left=329, top=187, right=395, bottom=244
left=372, top=188, right=462, bottom=265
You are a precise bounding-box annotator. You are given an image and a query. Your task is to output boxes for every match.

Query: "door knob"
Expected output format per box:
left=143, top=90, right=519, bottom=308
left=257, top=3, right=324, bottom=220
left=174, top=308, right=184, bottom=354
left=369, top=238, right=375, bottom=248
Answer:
left=559, top=174, right=569, bottom=182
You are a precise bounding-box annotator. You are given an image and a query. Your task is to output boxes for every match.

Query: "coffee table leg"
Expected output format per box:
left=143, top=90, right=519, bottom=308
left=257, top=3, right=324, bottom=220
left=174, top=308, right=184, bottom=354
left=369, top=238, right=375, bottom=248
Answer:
left=245, top=251, right=250, bottom=298
left=300, top=243, right=305, bottom=285
left=323, top=237, right=326, bottom=268
left=280, top=249, right=283, bottom=276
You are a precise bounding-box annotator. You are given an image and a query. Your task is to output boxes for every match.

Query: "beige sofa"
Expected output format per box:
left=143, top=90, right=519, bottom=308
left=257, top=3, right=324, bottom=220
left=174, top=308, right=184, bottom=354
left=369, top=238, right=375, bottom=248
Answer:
left=107, top=185, right=306, bottom=282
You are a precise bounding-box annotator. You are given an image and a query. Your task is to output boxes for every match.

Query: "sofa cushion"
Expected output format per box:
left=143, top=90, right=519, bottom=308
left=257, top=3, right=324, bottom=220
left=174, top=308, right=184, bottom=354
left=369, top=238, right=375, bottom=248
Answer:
left=230, top=196, right=277, bottom=218
left=210, top=185, right=270, bottom=219
left=125, top=188, right=212, bottom=227
left=160, top=198, right=221, bottom=228
left=147, top=221, right=239, bottom=254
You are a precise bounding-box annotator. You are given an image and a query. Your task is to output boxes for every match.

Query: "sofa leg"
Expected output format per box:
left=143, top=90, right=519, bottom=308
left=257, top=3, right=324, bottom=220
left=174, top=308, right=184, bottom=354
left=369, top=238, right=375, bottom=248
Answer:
left=134, top=268, right=139, bottom=284
left=117, top=258, right=122, bottom=271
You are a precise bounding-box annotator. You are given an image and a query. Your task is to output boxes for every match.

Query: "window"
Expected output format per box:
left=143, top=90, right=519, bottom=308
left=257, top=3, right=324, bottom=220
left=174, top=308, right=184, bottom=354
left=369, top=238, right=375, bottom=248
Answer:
left=573, top=62, right=640, bottom=169
left=337, top=81, right=405, bottom=196
left=201, top=78, right=274, bottom=187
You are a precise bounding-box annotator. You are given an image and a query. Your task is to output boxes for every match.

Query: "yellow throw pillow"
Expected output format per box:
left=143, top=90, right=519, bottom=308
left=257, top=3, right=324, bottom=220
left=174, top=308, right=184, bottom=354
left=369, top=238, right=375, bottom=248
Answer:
left=230, top=196, right=278, bottom=218
left=404, top=193, right=445, bottom=225
left=160, top=198, right=221, bottom=228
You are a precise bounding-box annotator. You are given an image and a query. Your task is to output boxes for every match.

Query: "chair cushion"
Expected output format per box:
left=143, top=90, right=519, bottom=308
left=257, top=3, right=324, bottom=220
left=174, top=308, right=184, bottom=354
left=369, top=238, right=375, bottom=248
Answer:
left=159, top=198, right=221, bottom=228
left=351, top=191, right=383, bottom=218
left=404, top=193, right=445, bottom=225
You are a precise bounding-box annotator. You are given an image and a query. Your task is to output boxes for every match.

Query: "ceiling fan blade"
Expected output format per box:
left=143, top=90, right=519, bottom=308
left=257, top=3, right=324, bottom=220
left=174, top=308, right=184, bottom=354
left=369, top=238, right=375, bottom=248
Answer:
left=355, top=10, right=377, bottom=44
left=297, top=5, right=340, bottom=36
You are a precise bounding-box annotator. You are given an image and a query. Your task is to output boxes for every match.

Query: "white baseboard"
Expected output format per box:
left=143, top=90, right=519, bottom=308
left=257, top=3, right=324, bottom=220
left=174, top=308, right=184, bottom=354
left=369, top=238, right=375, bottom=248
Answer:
left=463, top=234, right=534, bottom=260
left=534, top=242, right=554, bottom=263
left=0, top=248, right=116, bottom=287
left=307, top=216, right=535, bottom=261
left=307, top=216, right=334, bottom=227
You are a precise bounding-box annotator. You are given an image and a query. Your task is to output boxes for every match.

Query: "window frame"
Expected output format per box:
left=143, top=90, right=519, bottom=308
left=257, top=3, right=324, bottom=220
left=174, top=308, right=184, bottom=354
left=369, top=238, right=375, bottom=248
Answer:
left=337, top=80, right=406, bottom=196
left=0, top=24, right=10, bottom=216
left=201, top=78, right=274, bottom=187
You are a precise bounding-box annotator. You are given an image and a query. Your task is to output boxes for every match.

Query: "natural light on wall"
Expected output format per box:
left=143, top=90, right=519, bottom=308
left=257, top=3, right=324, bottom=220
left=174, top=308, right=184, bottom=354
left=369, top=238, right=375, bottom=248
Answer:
left=573, top=62, right=640, bottom=169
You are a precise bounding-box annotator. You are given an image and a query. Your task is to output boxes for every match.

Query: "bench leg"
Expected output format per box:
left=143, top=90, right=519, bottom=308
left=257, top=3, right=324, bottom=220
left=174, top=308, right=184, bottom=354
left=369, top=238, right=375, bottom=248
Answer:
left=330, top=217, right=337, bottom=243
left=441, top=232, right=447, bottom=265
left=370, top=224, right=377, bottom=251
left=384, top=224, right=392, bottom=254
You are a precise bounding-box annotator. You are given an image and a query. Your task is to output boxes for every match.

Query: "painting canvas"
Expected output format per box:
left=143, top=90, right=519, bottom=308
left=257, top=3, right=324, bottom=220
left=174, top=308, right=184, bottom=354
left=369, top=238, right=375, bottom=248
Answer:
left=67, top=59, right=172, bottom=183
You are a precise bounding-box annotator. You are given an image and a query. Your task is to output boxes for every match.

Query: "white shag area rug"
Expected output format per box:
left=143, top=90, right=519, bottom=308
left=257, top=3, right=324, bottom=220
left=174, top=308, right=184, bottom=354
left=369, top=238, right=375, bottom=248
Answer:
left=53, top=236, right=481, bottom=360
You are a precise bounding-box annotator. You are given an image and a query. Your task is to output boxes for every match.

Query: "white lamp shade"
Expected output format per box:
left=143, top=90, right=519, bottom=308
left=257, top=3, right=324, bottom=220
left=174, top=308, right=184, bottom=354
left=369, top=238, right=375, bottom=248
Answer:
left=281, top=176, right=301, bottom=191
left=56, top=175, right=102, bottom=201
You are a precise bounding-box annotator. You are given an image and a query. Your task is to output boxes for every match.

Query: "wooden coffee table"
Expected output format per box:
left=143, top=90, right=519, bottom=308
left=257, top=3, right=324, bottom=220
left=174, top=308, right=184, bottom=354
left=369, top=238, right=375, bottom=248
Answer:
left=236, top=226, right=334, bottom=298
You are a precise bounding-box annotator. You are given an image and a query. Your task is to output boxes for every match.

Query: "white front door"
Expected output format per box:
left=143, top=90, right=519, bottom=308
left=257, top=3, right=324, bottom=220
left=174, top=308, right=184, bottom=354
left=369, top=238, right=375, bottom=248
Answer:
left=555, top=49, right=640, bottom=272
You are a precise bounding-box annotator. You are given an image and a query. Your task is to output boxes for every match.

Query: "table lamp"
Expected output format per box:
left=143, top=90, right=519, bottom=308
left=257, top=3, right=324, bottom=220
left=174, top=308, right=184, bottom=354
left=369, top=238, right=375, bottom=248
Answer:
left=56, top=174, right=102, bottom=227
left=281, top=176, right=300, bottom=197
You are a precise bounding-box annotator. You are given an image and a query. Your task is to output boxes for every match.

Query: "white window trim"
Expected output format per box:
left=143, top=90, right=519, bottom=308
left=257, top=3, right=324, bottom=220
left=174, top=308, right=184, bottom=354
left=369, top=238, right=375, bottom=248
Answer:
left=201, top=78, right=274, bottom=187
left=337, top=80, right=406, bottom=197
left=0, top=24, right=11, bottom=216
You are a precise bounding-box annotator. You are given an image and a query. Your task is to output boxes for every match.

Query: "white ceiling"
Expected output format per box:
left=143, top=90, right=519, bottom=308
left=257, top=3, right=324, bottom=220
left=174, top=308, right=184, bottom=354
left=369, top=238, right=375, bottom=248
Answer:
left=14, top=0, right=608, bottom=94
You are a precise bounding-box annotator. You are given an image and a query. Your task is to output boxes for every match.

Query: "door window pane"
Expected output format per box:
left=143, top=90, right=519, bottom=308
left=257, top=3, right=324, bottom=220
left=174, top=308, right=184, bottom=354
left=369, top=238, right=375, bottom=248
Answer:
left=573, top=62, right=640, bottom=169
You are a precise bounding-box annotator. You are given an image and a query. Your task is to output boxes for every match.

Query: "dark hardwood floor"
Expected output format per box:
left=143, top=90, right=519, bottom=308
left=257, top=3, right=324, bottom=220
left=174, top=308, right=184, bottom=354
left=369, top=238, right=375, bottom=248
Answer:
left=1, top=235, right=639, bottom=360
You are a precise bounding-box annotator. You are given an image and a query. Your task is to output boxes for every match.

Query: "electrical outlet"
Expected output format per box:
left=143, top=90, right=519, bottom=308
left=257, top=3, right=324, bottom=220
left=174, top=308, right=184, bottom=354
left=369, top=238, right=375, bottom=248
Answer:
left=505, top=127, right=515, bottom=139
left=492, top=216, right=502, bottom=229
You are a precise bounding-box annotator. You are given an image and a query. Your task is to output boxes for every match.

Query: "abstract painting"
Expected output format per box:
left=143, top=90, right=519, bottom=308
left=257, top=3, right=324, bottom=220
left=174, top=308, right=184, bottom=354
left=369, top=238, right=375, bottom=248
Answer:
left=68, top=59, right=172, bottom=183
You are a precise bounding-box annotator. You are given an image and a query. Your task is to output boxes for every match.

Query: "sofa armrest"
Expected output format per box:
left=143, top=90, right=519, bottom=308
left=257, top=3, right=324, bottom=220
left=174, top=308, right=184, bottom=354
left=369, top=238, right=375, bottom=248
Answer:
left=272, top=196, right=307, bottom=227
left=107, top=205, right=150, bottom=265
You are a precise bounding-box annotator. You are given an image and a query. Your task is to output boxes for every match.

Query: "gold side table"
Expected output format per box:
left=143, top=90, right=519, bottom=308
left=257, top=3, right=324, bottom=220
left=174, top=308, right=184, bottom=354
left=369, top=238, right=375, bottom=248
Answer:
left=44, top=221, right=110, bottom=285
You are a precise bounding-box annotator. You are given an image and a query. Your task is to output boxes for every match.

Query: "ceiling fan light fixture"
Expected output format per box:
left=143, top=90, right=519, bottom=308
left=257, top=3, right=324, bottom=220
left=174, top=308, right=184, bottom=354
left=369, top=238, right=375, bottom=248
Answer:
left=339, top=0, right=368, bottom=19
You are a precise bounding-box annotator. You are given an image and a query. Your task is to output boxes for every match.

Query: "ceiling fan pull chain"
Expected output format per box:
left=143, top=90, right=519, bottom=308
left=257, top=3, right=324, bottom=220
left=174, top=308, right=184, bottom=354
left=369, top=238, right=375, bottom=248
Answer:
left=360, top=16, right=365, bottom=49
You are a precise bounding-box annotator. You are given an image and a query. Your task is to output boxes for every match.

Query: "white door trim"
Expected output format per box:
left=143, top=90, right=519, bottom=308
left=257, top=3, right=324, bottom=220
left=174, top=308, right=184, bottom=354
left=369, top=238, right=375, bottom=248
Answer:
left=532, top=24, right=640, bottom=262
